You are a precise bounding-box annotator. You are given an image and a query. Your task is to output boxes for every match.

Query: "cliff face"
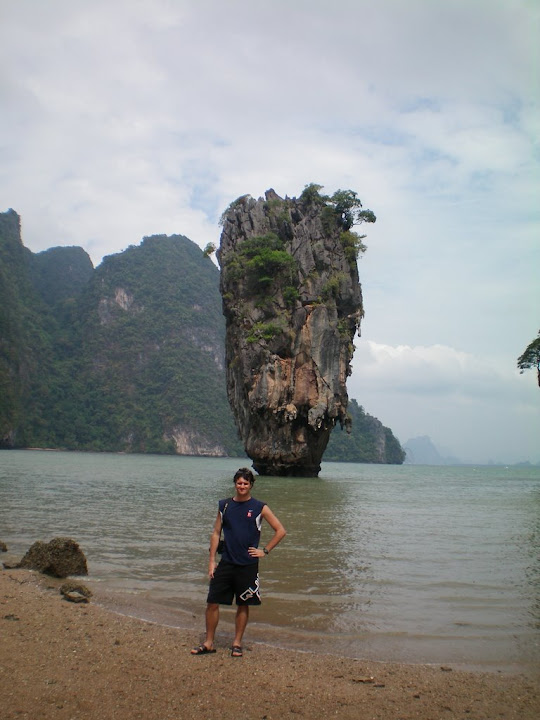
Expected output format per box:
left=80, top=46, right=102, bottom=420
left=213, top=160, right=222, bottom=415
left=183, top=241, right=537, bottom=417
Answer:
left=81, top=234, right=241, bottom=456
left=218, top=188, right=368, bottom=476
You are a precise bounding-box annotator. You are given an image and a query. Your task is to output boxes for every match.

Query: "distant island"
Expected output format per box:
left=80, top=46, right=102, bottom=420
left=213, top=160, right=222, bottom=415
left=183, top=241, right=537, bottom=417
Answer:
left=404, top=435, right=538, bottom=467
left=403, top=436, right=461, bottom=465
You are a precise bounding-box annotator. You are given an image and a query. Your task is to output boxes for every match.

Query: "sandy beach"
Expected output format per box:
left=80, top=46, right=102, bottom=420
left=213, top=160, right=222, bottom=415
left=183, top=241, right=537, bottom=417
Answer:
left=1, top=569, right=538, bottom=720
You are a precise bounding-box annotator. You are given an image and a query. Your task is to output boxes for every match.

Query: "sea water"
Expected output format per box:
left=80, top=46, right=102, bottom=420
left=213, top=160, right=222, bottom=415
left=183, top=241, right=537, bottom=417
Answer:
left=1, top=450, right=539, bottom=671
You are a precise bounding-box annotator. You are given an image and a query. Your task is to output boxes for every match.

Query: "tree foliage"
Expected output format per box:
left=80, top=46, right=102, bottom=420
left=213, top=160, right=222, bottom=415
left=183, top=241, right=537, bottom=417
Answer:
left=328, top=189, right=376, bottom=231
left=300, top=183, right=376, bottom=261
left=517, top=330, right=540, bottom=388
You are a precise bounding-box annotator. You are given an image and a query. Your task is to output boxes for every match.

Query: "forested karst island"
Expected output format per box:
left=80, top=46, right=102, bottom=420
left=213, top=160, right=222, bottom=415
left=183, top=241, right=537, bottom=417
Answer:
left=218, top=185, right=381, bottom=475
left=0, top=206, right=404, bottom=466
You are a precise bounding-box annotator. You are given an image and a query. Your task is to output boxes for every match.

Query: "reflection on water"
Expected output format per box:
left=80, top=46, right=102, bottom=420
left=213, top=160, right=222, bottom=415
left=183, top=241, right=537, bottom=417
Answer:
left=1, top=451, right=539, bottom=670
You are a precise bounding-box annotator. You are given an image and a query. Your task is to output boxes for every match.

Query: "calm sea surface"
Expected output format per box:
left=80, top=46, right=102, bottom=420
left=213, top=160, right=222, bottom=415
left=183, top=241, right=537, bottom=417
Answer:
left=1, top=450, right=539, bottom=671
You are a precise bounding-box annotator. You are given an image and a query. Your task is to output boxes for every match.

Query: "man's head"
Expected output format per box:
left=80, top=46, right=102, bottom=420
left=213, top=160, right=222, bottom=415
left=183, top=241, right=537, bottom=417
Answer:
left=234, top=467, right=255, bottom=487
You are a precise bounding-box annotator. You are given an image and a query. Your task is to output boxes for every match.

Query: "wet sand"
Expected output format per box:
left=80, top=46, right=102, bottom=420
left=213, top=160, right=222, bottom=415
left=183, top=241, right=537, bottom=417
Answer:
left=1, top=568, right=538, bottom=720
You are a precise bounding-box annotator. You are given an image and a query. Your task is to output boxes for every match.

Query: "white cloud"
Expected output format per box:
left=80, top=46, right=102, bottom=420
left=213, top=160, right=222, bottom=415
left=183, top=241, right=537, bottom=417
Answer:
left=351, top=341, right=527, bottom=399
left=348, top=341, right=540, bottom=464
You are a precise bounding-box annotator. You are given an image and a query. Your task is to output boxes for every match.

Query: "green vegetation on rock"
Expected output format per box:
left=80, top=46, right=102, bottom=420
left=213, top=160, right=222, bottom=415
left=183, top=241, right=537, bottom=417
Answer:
left=300, top=183, right=376, bottom=263
left=223, top=231, right=297, bottom=298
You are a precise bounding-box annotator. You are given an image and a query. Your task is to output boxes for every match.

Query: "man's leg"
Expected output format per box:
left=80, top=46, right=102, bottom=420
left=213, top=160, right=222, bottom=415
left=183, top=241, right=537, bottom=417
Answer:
left=191, top=602, right=219, bottom=654
left=232, top=604, right=249, bottom=650
left=204, top=602, right=219, bottom=648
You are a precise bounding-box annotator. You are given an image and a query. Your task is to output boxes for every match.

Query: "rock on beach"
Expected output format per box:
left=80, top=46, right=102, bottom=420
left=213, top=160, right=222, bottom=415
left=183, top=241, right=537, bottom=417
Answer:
left=16, top=537, right=88, bottom=577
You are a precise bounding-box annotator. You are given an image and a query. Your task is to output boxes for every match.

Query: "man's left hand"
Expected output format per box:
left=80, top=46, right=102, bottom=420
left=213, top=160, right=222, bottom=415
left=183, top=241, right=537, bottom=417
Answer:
left=248, top=546, right=265, bottom=558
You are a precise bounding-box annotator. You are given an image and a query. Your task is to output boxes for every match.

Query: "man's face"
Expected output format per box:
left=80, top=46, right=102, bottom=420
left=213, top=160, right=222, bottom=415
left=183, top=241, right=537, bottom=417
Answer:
left=234, top=476, right=252, bottom=498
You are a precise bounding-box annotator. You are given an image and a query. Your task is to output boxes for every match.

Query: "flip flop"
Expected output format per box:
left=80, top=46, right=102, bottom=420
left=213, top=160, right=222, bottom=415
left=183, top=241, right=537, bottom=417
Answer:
left=191, top=645, right=216, bottom=655
left=231, top=645, right=243, bottom=657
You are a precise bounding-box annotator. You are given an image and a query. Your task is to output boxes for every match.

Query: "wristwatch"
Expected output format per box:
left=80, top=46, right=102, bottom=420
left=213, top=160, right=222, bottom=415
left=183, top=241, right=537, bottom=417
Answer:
left=263, top=547, right=269, bottom=555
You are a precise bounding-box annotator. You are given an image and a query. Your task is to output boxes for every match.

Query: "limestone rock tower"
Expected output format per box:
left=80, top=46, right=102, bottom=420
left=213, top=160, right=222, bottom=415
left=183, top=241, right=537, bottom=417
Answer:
left=218, top=185, right=374, bottom=476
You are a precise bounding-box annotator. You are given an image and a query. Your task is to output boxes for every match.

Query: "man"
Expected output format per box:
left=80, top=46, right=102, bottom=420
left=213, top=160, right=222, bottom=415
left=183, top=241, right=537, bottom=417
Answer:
left=191, top=467, right=286, bottom=657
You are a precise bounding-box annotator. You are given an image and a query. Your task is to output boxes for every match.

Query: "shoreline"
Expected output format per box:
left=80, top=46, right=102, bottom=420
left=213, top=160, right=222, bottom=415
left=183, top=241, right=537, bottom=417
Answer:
left=1, top=569, right=538, bottom=720
left=88, top=580, right=537, bottom=676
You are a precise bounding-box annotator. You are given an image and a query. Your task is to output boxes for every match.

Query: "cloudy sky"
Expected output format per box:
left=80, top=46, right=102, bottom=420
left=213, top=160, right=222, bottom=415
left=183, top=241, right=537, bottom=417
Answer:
left=1, top=0, right=538, bottom=463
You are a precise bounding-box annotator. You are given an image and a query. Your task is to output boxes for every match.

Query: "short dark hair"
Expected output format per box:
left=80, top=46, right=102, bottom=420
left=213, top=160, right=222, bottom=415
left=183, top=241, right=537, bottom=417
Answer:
left=234, top=467, right=255, bottom=486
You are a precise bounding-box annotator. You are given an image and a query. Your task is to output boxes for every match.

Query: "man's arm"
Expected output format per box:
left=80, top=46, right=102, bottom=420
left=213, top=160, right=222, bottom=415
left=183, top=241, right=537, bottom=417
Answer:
left=248, top=505, right=286, bottom=558
left=208, top=511, right=222, bottom=578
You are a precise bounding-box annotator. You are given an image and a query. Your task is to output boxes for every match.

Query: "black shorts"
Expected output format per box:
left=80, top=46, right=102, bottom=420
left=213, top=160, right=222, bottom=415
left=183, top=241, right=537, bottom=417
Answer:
left=207, top=560, right=261, bottom=606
